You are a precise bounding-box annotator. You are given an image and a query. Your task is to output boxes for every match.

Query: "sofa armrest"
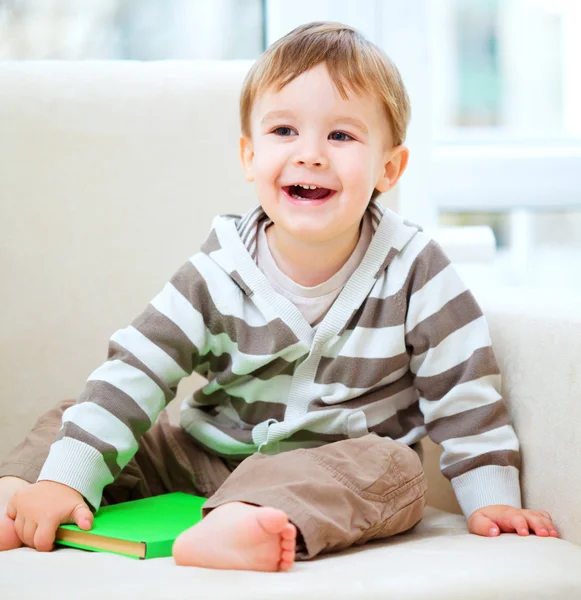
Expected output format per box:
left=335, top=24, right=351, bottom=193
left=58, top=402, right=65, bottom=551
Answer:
left=480, top=288, right=581, bottom=543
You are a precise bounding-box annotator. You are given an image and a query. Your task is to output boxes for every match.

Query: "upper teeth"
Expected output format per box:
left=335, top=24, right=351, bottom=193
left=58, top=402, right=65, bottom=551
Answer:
left=297, top=184, right=319, bottom=189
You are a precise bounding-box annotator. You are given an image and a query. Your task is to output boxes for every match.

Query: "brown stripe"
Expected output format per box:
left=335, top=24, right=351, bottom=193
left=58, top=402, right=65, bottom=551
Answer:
left=230, top=397, right=286, bottom=425
left=196, top=351, right=295, bottom=389
left=230, top=270, right=254, bottom=297
left=405, top=290, right=484, bottom=356
left=172, top=260, right=300, bottom=355
left=315, top=353, right=409, bottom=388
left=130, top=304, right=201, bottom=374
left=368, top=399, right=425, bottom=439
left=205, top=420, right=255, bottom=445
left=349, top=239, right=452, bottom=333
left=107, top=341, right=177, bottom=405
left=55, top=420, right=121, bottom=479
left=200, top=229, right=221, bottom=255
left=286, top=429, right=348, bottom=444
left=407, top=240, right=451, bottom=297
left=426, top=400, right=510, bottom=445
left=192, top=387, right=287, bottom=426
left=442, top=449, right=521, bottom=480
left=308, top=371, right=415, bottom=411
left=346, top=292, right=406, bottom=331
left=78, top=380, right=153, bottom=438
left=374, top=246, right=401, bottom=279
left=414, top=346, right=500, bottom=402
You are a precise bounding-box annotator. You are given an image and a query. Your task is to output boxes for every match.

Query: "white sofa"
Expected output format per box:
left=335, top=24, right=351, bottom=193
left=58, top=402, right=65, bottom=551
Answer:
left=1, top=61, right=581, bottom=599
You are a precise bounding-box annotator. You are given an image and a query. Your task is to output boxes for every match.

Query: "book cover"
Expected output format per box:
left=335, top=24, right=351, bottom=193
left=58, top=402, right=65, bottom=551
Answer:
left=55, top=492, right=207, bottom=560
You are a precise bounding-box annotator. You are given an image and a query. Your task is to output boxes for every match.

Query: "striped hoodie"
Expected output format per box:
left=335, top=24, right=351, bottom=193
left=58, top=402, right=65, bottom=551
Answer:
left=38, top=199, right=522, bottom=517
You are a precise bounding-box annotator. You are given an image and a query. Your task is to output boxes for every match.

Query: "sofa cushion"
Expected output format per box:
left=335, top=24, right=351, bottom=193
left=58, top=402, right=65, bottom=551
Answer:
left=2, top=507, right=580, bottom=599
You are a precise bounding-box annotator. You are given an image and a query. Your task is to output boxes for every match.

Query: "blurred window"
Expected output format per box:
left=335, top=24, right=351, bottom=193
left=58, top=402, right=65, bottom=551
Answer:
left=0, top=0, right=264, bottom=60
left=433, top=0, right=581, bottom=141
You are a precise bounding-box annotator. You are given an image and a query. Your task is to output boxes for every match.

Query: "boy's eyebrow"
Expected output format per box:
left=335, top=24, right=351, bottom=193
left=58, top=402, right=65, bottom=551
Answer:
left=261, top=110, right=369, bottom=134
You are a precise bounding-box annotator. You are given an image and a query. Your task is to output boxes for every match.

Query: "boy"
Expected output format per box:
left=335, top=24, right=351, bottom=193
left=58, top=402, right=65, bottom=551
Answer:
left=0, top=22, right=558, bottom=572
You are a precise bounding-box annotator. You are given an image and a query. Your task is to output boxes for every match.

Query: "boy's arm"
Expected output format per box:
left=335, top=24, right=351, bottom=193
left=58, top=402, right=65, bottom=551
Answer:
left=404, top=237, right=522, bottom=519
left=37, top=256, right=211, bottom=510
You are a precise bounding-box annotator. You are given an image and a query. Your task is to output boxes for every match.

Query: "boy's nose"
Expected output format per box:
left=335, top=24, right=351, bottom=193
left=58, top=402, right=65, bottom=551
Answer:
left=293, top=141, right=329, bottom=168
left=293, top=154, right=328, bottom=168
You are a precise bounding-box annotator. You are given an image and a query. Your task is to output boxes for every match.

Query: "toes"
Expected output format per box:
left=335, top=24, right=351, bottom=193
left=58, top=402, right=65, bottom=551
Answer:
left=281, top=523, right=297, bottom=540
left=279, top=550, right=295, bottom=571
left=281, top=538, right=295, bottom=551
left=256, top=508, right=289, bottom=535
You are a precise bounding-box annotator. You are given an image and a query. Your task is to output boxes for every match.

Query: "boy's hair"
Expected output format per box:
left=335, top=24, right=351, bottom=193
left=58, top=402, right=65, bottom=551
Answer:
left=240, top=21, right=411, bottom=202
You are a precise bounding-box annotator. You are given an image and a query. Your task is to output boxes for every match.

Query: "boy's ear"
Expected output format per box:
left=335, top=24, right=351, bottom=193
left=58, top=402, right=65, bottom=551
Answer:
left=375, top=145, right=409, bottom=193
left=240, top=136, right=255, bottom=182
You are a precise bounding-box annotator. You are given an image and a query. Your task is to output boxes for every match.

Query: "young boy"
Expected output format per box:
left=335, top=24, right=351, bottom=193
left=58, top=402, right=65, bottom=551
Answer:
left=0, top=21, right=558, bottom=572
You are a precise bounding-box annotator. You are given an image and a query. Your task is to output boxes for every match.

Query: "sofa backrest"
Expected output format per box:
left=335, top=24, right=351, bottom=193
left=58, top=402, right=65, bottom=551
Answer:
left=3, top=62, right=581, bottom=544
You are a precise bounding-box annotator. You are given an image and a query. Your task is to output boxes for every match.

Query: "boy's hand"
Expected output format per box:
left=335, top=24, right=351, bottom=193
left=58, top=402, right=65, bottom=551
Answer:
left=468, top=505, right=559, bottom=538
left=7, top=480, right=93, bottom=552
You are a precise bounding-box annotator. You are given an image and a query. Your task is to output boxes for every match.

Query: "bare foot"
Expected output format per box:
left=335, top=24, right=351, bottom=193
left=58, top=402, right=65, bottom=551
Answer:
left=173, top=501, right=297, bottom=572
left=0, top=477, right=30, bottom=552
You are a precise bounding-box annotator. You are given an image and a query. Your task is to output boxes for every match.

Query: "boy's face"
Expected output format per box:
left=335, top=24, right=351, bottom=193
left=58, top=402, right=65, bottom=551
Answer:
left=241, top=63, right=408, bottom=245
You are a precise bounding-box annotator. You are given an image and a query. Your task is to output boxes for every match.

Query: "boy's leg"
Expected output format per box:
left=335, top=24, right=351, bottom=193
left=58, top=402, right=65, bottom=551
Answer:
left=195, top=434, right=427, bottom=561
left=0, top=398, right=233, bottom=503
left=0, top=398, right=234, bottom=551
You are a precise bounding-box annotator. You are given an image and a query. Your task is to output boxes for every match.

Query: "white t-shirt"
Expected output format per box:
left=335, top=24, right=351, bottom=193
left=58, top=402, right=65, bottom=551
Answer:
left=257, top=212, right=373, bottom=326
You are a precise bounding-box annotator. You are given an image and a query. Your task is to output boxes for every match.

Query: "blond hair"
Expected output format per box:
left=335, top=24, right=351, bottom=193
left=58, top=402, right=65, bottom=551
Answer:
left=240, top=21, right=410, bottom=201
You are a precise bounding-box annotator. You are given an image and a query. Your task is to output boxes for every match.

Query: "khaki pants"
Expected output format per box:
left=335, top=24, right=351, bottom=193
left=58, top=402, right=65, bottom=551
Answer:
left=0, top=400, right=427, bottom=559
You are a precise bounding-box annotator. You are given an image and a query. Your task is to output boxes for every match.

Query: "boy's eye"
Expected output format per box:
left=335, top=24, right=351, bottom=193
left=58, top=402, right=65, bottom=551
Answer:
left=272, top=128, right=353, bottom=141
left=329, top=131, right=353, bottom=142
left=273, top=126, right=297, bottom=136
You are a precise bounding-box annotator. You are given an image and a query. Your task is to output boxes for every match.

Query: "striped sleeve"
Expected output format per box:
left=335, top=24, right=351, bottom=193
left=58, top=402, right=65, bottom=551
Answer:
left=404, top=237, right=522, bottom=518
left=37, top=257, right=210, bottom=510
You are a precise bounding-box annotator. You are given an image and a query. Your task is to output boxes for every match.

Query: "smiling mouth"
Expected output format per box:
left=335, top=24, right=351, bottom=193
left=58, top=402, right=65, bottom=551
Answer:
left=283, top=185, right=333, bottom=200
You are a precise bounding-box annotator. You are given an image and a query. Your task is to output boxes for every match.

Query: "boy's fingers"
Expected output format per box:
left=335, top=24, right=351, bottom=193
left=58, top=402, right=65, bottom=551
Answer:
left=6, top=498, right=16, bottom=521
left=71, top=504, right=93, bottom=530
left=468, top=512, right=500, bottom=537
left=13, top=515, right=25, bottom=543
left=510, top=514, right=530, bottom=535
left=528, top=514, right=558, bottom=537
left=22, top=519, right=38, bottom=548
left=34, top=518, right=59, bottom=552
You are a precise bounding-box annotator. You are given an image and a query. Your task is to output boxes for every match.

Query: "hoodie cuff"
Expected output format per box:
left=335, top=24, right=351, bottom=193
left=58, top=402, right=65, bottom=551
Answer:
left=451, top=465, right=522, bottom=518
left=37, top=437, right=113, bottom=511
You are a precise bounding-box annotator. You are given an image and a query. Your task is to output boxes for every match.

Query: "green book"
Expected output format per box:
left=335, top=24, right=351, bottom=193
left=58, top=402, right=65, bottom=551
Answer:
left=55, top=492, right=206, bottom=560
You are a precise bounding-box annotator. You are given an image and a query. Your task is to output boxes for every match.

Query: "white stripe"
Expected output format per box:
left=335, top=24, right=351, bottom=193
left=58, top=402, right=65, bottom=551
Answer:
left=205, top=246, right=237, bottom=276
left=369, top=232, right=431, bottom=300
left=190, top=253, right=269, bottom=327
left=419, top=374, right=502, bottom=423
left=298, top=408, right=353, bottom=434
left=323, top=324, right=406, bottom=360
left=61, top=402, right=139, bottom=468
left=395, top=425, right=427, bottom=445
left=198, top=373, right=294, bottom=404
left=180, top=410, right=257, bottom=455
left=440, top=424, right=519, bottom=470
left=317, top=364, right=410, bottom=404
left=150, top=282, right=208, bottom=351
left=407, top=263, right=468, bottom=330
left=361, top=385, right=419, bottom=427
left=201, top=330, right=305, bottom=375
left=110, top=326, right=189, bottom=387
left=87, top=359, right=166, bottom=422
left=410, top=316, right=491, bottom=378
